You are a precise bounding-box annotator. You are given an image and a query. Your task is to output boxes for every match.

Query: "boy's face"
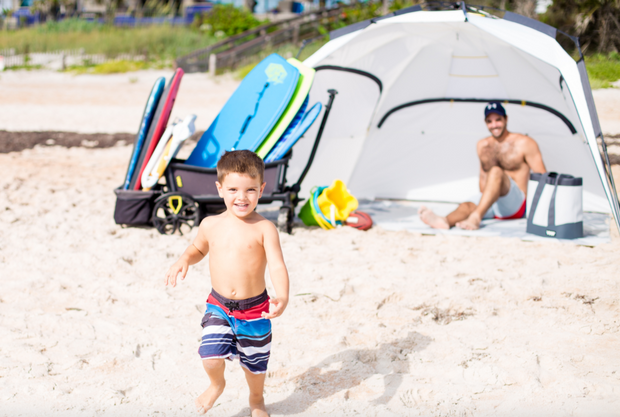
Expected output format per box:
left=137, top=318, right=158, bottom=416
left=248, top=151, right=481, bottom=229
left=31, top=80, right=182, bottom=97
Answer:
left=216, top=173, right=266, bottom=218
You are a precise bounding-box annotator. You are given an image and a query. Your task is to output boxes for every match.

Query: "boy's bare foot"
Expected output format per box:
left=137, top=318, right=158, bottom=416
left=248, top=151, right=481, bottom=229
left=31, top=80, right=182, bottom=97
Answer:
left=249, top=393, right=269, bottom=417
left=195, top=383, right=225, bottom=415
left=419, top=206, right=450, bottom=230
left=456, top=212, right=482, bottom=230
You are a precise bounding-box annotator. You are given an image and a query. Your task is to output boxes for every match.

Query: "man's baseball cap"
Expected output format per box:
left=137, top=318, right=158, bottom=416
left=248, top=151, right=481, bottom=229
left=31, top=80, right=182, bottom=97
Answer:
left=484, top=102, right=506, bottom=118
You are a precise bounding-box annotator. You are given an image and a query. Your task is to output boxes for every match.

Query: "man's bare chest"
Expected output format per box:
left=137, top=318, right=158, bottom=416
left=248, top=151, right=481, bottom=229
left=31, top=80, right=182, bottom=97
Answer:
left=480, top=141, right=523, bottom=172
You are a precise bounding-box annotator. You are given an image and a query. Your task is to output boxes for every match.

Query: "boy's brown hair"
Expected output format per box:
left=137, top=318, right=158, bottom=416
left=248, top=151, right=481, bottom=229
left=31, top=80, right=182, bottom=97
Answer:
left=216, top=150, right=265, bottom=184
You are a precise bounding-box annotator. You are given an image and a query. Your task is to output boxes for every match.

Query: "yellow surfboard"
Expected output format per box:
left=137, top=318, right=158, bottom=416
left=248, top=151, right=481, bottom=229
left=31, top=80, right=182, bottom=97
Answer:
left=255, top=58, right=316, bottom=159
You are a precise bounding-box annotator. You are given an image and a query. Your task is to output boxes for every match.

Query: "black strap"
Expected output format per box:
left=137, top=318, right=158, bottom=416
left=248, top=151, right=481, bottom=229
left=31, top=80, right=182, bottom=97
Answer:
left=527, top=172, right=551, bottom=229
left=548, top=173, right=565, bottom=228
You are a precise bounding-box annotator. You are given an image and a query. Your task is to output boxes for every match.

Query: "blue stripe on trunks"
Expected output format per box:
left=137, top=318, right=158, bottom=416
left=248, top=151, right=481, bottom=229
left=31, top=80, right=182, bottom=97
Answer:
left=199, top=303, right=272, bottom=374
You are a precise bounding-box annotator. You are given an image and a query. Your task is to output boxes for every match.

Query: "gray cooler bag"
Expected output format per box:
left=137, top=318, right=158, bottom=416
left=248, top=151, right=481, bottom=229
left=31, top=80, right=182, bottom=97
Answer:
left=526, top=172, right=583, bottom=239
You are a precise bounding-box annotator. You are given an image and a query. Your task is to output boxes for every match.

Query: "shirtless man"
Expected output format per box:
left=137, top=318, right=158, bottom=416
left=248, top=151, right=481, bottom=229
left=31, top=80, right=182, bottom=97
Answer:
left=419, top=102, right=546, bottom=230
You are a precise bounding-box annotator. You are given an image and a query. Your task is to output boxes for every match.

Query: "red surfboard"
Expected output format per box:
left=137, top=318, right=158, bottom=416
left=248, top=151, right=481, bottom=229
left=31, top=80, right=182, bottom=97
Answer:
left=131, top=68, right=184, bottom=190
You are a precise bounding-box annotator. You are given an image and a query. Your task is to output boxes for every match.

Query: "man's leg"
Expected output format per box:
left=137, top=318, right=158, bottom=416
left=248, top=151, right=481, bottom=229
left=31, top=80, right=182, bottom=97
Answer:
left=456, top=166, right=511, bottom=230
left=196, top=359, right=227, bottom=414
left=242, top=367, right=269, bottom=417
left=419, top=203, right=476, bottom=229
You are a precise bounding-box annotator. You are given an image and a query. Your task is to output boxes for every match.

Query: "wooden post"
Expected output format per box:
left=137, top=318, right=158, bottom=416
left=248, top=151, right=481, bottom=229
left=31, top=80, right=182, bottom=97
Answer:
left=209, top=53, right=216, bottom=76
left=293, top=24, right=300, bottom=45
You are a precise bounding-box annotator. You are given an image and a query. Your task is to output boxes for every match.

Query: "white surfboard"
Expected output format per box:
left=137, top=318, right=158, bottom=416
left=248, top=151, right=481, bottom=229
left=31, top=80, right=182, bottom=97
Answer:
left=142, top=115, right=197, bottom=190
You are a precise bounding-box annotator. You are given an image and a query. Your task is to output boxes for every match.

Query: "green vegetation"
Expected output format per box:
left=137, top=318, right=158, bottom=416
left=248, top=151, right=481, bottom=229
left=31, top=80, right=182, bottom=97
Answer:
left=585, top=53, right=620, bottom=89
left=192, top=4, right=266, bottom=37
left=542, top=0, right=620, bottom=54
left=66, top=59, right=150, bottom=74
left=0, top=18, right=218, bottom=60
left=233, top=38, right=328, bottom=80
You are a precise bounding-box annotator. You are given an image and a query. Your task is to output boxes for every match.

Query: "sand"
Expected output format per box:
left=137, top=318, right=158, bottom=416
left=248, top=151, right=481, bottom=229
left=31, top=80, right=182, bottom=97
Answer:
left=1, top=70, right=620, bottom=416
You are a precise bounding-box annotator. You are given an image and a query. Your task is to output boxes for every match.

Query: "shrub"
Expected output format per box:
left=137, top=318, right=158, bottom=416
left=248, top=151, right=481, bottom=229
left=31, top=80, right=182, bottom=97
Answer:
left=192, top=4, right=266, bottom=37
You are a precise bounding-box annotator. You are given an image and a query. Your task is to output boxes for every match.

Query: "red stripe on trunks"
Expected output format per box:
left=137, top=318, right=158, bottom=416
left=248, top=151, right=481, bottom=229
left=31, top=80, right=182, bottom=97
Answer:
left=207, top=294, right=270, bottom=320
left=494, top=199, right=526, bottom=220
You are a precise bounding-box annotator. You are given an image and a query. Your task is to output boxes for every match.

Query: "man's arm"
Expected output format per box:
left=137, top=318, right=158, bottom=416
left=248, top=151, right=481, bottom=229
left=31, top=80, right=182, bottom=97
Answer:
left=164, top=218, right=210, bottom=287
left=523, top=137, right=546, bottom=173
left=262, top=222, right=289, bottom=319
left=477, top=140, right=488, bottom=192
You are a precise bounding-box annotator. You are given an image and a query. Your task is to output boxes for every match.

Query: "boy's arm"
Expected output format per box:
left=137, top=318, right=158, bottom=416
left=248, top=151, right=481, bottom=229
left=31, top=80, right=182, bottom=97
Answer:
left=164, top=218, right=210, bottom=287
left=261, top=222, right=289, bottom=319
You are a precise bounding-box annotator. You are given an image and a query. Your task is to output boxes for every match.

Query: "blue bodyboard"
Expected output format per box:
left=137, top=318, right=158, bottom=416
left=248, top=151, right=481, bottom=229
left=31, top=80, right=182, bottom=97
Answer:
left=265, top=101, right=322, bottom=163
left=123, top=77, right=166, bottom=189
left=185, top=54, right=300, bottom=168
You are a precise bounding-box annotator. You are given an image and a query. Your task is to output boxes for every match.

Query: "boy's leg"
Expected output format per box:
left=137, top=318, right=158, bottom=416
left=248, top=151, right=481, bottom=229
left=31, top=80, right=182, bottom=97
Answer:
left=242, top=367, right=269, bottom=417
left=196, top=358, right=226, bottom=414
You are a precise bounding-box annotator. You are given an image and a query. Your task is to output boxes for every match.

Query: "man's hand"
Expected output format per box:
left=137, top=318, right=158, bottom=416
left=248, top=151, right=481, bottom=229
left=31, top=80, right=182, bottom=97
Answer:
left=262, top=297, right=288, bottom=319
left=165, top=260, right=188, bottom=287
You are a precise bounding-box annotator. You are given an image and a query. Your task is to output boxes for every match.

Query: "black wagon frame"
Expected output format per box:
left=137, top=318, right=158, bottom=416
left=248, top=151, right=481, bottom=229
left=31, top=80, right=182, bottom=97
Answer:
left=115, top=89, right=338, bottom=235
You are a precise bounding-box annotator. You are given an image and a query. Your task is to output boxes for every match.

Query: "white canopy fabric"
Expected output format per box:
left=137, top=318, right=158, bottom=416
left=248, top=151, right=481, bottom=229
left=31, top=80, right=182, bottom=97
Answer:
left=290, top=8, right=620, bottom=229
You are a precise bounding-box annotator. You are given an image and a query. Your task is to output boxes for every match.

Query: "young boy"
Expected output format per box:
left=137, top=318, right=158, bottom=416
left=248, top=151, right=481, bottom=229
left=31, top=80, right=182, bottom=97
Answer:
left=164, top=150, right=290, bottom=417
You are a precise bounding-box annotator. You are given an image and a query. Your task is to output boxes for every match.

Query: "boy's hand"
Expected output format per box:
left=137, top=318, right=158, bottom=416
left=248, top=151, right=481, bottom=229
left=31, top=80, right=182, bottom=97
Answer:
left=262, top=297, right=288, bottom=319
left=165, top=260, right=188, bottom=287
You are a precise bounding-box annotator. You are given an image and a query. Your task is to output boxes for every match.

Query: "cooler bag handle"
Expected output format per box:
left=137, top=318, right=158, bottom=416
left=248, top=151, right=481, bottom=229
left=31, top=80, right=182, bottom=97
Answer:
left=527, top=172, right=551, bottom=229
left=548, top=173, right=565, bottom=228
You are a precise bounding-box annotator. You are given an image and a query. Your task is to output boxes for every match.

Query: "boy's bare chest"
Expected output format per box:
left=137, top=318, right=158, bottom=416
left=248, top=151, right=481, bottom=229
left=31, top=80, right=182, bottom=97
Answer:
left=209, top=234, right=264, bottom=258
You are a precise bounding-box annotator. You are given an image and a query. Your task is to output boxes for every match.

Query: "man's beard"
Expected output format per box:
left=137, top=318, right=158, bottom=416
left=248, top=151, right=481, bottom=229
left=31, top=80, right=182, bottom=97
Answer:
left=491, top=127, right=506, bottom=139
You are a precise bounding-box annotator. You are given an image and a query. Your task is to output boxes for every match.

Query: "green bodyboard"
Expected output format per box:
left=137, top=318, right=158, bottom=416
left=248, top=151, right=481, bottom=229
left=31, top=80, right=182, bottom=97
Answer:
left=255, top=58, right=316, bottom=158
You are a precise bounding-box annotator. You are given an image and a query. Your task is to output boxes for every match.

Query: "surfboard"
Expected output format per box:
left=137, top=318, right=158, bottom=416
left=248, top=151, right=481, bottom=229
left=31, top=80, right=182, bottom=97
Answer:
left=140, top=124, right=174, bottom=190
left=122, top=77, right=166, bottom=190
left=185, top=54, right=299, bottom=168
left=265, top=101, right=322, bottom=163
left=130, top=68, right=184, bottom=190
left=142, top=114, right=197, bottom=190
left=255, top=58, right=316, bottom=159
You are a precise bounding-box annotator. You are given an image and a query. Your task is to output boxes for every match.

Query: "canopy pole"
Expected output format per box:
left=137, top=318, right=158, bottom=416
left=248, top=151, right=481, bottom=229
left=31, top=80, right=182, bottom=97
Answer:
left=293, top=89, right=338, bottom=191
left=599, top=134, right=620, bottom=231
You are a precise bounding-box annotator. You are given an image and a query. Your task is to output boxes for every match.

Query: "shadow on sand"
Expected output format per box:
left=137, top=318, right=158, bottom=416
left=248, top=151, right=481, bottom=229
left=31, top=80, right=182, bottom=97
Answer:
left=230, top=331, right=432, bottom=416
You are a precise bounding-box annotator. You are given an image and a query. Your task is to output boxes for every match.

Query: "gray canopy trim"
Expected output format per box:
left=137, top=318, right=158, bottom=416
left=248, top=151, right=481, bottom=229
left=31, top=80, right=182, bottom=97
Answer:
left=377, top=98, right=577, bottom=133
left=330, top=20, right=374, bottom=40
left=575, top=59, right=620, bottom=228
left=393, top=4, right=423, bottom=15
left=576, top=59, right=602, bottom=138
left=315, top=65, right=384, bottom=93
left=503, top=11, right=557, bottom=39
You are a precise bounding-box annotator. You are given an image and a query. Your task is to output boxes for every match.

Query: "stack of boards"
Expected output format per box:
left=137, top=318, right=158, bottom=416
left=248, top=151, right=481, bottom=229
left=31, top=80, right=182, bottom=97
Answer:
left=185, top=54, right=322, bottom=168
left=123, top=68, right=185, bottom=191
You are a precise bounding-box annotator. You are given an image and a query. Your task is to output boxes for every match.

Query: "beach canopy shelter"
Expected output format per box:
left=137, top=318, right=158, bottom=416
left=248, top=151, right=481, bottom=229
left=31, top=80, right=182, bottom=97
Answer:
left=288, top=2, right=620, bottom=230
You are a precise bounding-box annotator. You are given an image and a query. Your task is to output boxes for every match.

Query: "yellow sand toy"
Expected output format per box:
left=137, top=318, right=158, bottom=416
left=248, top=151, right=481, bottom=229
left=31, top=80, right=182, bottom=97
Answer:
left=299, top=180, right=358, bottom=229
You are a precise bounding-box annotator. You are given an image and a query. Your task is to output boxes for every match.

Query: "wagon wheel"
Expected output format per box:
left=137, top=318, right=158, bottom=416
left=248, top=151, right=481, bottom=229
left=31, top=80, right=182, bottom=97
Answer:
left=152, top=193, right=199, bottom=235
left=277, top=206, right=293, bottom=234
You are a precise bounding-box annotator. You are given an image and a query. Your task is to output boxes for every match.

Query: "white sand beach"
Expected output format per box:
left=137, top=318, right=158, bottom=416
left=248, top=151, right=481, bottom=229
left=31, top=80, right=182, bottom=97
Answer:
left=1, top=70, right=620, bottom=416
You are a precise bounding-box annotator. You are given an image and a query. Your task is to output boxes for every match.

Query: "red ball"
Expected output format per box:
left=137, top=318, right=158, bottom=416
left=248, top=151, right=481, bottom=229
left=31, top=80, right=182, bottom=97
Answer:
left=345, top=211, right=373, bottom=231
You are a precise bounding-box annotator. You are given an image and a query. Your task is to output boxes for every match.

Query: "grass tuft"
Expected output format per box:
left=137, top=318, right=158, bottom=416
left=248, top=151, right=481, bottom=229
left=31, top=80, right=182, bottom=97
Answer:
left=67, top=60, right=149, bottom=74
left=586, top=53, right=620, bottom=89
left=0, top=22, right=217, bottom=61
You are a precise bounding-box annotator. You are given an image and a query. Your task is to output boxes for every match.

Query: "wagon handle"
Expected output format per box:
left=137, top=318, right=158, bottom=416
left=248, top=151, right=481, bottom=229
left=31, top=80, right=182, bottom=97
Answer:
left=292, top=89, right=338, bottom=192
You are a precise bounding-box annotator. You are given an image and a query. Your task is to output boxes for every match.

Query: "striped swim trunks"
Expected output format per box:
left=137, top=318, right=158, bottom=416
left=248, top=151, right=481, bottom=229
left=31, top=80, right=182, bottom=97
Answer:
left=198, top=289, right=272, bottom=374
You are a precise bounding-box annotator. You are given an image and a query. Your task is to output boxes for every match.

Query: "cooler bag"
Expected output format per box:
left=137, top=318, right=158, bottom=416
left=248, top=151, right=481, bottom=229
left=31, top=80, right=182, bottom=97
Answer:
left=526, top=172, right=583, bottom=239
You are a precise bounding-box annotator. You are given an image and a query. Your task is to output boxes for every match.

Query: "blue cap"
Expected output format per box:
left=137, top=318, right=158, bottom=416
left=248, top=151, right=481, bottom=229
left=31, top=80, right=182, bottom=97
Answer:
left=484, top=102, right=506, bottom=118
